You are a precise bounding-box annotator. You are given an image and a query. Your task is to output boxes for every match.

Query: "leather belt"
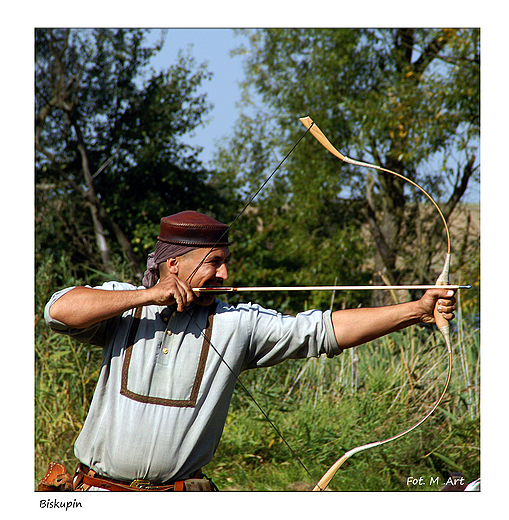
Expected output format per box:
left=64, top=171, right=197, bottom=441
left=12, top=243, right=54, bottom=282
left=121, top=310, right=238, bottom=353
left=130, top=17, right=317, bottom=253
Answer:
left=75, top=464, right=194, bottom=491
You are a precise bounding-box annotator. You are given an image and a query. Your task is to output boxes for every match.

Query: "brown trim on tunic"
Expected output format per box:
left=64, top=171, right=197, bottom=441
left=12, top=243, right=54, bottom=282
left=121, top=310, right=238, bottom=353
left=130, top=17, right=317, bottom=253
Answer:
left=120, top=304, right=216, bottom=407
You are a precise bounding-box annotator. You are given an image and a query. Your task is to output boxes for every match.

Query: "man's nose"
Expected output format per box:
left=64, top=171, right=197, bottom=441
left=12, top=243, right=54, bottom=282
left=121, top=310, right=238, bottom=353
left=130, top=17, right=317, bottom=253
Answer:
left=216, top=263, right=229, bottom=280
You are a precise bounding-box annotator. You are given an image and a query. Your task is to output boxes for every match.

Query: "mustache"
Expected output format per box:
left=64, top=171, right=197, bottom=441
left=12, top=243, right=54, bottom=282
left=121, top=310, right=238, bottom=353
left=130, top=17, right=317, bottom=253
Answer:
left=202, top=279, right=224, bottom=287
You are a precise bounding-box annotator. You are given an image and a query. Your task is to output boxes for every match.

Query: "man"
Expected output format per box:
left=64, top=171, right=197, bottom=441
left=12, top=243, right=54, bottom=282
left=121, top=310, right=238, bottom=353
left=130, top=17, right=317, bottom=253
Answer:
left=43, top=210, right=456, bottom=491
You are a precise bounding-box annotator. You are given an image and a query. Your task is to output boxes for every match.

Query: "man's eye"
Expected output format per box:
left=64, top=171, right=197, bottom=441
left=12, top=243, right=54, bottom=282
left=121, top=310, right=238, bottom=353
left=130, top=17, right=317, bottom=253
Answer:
left=207, top=255, right=230, bottom=267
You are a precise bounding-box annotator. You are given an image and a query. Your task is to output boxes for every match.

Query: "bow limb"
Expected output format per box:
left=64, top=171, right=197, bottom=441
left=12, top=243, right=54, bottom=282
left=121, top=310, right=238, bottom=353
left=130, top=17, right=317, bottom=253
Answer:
left=300, top=116, right=452, bottom=338
left=312, top=256, right=454, bottom=491
left=300, top=116, right=454, bottom=491
left=299, top=116, right=451, bottom=253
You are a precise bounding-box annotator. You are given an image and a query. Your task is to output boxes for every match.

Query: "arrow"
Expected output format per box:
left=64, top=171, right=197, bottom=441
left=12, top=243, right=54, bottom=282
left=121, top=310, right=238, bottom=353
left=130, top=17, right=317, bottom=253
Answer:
left=193, top=284, right=470, bottom=294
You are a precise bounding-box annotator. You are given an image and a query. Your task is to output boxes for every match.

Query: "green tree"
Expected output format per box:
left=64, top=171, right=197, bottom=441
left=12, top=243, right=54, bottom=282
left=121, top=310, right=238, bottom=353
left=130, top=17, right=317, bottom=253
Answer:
left=35, top=28, right=227, bottom=291
left=34, top=28, right=236, bottom=481
left=217, top=28, right=479, bottom=310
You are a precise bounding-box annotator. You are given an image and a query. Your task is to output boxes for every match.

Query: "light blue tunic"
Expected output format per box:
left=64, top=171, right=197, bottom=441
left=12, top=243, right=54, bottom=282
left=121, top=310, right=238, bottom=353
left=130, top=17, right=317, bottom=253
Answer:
left=44, top=281, right=342, bottom=482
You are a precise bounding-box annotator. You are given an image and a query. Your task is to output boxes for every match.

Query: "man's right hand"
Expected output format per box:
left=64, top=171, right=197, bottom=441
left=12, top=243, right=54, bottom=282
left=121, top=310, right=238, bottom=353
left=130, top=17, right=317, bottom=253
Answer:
left=146, top=274, right=195, bottom=312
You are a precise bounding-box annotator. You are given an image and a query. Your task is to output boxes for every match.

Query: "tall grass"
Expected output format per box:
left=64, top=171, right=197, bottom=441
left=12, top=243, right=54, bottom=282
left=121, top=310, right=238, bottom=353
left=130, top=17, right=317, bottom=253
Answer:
left=34, top=329, right=102, bottom=482
left=34, top=310, right=480, bottom=491
left=209, top=319, right=480, bottom=491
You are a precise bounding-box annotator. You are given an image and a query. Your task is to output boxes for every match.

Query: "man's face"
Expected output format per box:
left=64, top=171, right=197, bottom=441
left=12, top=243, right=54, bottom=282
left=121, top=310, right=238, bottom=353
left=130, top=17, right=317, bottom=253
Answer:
left=174, top=247, right=230, bottom=305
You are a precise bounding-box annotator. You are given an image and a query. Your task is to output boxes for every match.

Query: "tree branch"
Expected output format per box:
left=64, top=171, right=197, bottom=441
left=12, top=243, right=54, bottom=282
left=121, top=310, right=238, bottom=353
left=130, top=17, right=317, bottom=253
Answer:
left=412, top=29, right=456, bottom=79
left=36, top=143, right=143, bottom=277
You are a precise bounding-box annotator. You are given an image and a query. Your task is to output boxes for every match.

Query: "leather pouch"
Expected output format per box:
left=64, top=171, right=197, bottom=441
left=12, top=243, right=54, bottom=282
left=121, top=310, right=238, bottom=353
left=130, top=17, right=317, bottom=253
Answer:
left=38, top=462, right=74, bottom=491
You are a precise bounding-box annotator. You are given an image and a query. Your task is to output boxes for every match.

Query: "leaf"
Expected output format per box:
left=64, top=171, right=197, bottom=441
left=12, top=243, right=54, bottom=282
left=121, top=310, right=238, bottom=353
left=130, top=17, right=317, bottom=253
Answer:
left=431, top=451, right=464, bottom=473
left=49, top=350, right=71, bottom=361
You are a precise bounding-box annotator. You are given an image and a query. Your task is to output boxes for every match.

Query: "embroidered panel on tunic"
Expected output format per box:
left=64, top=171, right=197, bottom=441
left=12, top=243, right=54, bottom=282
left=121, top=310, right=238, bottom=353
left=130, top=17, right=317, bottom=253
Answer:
left=120, top=306, right=215, bottom=407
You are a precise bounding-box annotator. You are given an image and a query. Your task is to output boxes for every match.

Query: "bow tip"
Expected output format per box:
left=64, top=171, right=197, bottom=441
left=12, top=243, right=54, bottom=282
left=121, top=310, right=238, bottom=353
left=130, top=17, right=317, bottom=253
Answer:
left=299, top=116, right=313, bottom=128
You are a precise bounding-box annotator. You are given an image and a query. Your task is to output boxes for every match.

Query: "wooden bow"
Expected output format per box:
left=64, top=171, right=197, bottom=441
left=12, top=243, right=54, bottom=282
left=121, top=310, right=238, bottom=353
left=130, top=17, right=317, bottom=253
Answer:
left=299, top=116, right=455, bottom=491
left=184, top=115, right=458, bottom=491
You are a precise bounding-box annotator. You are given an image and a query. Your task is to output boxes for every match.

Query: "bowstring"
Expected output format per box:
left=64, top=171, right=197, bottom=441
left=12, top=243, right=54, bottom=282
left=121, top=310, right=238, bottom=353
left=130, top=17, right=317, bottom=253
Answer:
left=183, top=306, right=320, bottom=487
left=184, top=123, right=320, bottom=486
left=186, top=124, right=313, bottom=284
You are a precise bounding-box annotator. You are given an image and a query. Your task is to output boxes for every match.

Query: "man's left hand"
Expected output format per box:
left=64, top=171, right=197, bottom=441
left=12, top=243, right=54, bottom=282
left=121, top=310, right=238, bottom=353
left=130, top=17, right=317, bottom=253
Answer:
left=419, top=289, right=456, bottom=324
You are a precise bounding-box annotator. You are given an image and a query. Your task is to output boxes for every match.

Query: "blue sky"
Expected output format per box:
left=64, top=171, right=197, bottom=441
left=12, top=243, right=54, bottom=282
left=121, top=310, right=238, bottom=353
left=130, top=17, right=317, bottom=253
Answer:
left=145, top=28, right=251, bottom=166
left=145, top=28, right=480, bottom=203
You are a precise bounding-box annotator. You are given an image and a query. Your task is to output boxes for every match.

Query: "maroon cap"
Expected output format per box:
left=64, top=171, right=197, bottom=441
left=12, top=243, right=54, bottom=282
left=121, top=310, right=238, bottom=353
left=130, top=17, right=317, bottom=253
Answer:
left=157, top=211, right=230, bottom=247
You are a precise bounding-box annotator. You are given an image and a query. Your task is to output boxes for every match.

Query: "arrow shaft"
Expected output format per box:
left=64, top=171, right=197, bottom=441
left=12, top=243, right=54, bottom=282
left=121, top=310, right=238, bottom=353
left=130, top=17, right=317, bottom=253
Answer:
left=194, top=284, right=470, bottom=293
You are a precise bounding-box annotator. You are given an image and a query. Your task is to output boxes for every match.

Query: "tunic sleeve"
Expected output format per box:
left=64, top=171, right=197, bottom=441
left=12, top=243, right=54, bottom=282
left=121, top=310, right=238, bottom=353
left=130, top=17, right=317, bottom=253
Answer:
left=240, top=304, right=343, bottom=370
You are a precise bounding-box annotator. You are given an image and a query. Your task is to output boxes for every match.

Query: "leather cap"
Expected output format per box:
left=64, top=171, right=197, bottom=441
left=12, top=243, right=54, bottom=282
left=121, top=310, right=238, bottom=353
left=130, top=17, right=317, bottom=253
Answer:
left=157, top=211, right=230, bottom=247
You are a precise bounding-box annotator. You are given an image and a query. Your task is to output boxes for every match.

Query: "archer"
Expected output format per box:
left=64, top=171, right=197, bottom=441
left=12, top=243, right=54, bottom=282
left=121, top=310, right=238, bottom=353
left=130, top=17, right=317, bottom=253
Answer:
left=41, top=210, right=456, bottom=491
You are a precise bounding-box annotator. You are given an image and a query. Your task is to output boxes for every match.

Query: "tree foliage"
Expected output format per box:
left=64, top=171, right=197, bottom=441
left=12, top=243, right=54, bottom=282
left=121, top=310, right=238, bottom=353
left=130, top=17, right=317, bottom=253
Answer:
left=216, top=28, right=479, bottom=310
left=35, top=28, right=228, bottom=297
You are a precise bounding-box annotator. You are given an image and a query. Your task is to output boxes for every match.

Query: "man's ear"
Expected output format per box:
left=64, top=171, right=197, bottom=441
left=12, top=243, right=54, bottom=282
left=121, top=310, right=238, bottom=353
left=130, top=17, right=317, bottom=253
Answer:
left=166, top=257, right=179, bottom=275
